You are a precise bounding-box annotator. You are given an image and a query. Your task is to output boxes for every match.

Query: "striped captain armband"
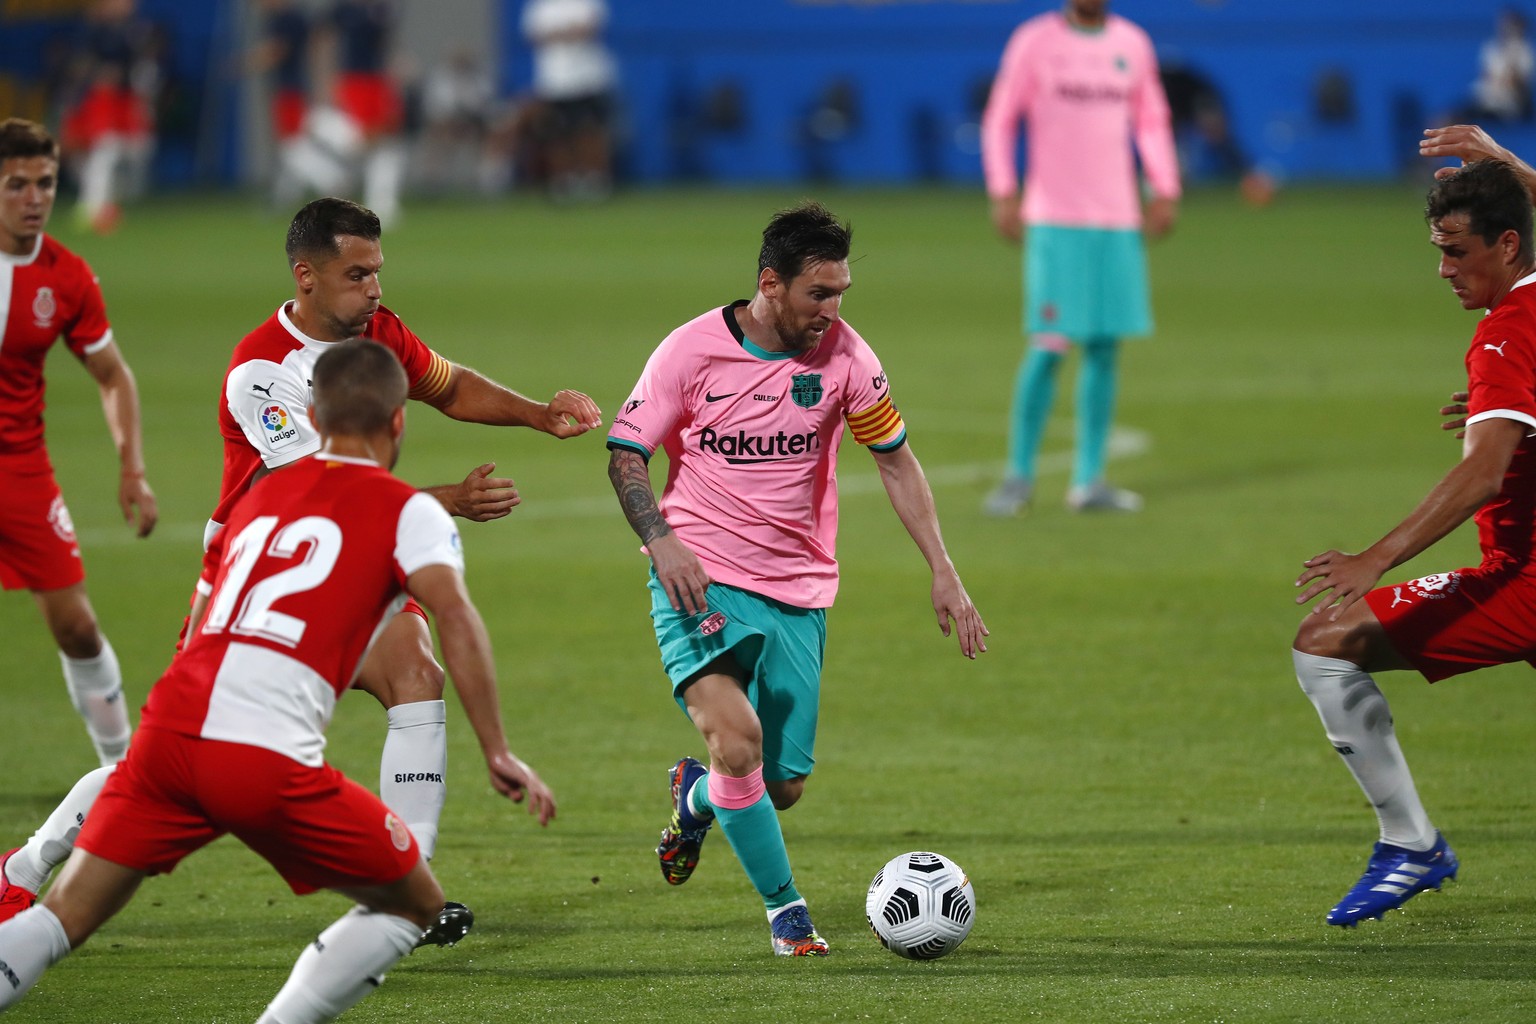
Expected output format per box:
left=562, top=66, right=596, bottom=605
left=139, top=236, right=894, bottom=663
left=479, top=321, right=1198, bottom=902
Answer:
left=847, top=395, right=906, bottom=450
left=407, top=350, right=454, bottom=402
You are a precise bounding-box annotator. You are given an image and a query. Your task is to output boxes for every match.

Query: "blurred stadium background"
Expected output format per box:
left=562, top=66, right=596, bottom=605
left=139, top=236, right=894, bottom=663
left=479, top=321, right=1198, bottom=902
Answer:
left=3, top=0, right=1535, bottom=194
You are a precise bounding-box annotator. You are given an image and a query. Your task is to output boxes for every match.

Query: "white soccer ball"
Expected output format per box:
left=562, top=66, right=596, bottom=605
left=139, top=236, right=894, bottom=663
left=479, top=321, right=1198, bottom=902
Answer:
left=865, top=850, right=975, bottom=960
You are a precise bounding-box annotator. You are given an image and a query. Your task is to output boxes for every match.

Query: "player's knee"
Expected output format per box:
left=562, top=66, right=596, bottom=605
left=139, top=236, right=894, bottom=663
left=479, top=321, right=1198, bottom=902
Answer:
left=359, top=644, right=444, bottom=708
left=1293, top=610, right=1383, bottom=669
left=386, top=650, right=445, bottom=706
left=768, top=777, right=805, bottom=811
left=704, top=726, right=763, bottom=779
left=367, top=615, right=444, bottom=706
left=1293, top=611, right=1346, bottom=660
left=52, top=615, right=103, bottom=660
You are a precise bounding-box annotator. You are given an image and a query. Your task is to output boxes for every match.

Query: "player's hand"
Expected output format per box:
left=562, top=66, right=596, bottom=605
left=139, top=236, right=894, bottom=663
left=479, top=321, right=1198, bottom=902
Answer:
left=486, top=750, right=556, bottom=826
left=1440, top=390, right=1470, bottom=439
left=932, top=570, right=989, bottom=659
left=1420, top=124, right=1514, bottom=178
left=119, top=471, right=157, bottom=538
left=1295, top=548, right=1388, bottom=620
left=990, top=195, right=1023, bottom=244
left=542, top=389, right=603, bottom=438
left=450, top=462, right=520, bottom=521
left=647, top=532, right=712, bottom=617
left=1144, top=196, right=1178, bottom=239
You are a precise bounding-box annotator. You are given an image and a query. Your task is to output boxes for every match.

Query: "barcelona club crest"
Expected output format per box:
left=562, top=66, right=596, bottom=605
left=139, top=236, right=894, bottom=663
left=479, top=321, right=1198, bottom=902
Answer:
left=791, top=373, right=823, bottom=409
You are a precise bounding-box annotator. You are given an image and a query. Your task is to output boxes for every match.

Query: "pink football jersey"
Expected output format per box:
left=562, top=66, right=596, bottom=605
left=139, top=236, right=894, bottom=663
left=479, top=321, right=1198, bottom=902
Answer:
left=982, top=11, right=1180, bottom=228
left=608, top=302, right=905, bottom=608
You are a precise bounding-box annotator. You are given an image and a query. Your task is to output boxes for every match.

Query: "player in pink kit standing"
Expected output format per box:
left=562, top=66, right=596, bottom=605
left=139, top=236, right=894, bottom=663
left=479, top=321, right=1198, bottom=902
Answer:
left=0, top=339, right=556, bottom=1021
left=0, top=117, right=155, bottom=769
left=608, top=202, right=989, bottom=956
left=1291, top=153, right=1536, bottom=926
left=980, top=0, right=1180, bottom=515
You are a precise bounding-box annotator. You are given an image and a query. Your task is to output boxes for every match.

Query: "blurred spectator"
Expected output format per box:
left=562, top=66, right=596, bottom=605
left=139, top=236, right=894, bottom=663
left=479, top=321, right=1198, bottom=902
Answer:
left=59, top=0, right=159, bottom=234
left=1160, top=59, right=1275, bottom=205
left=1465, top=8, right=1535, bottom=122
left=315, top=0, right=406, bottom=225
left=799, top=79, right=860, bottom=182
left=246, top=0, right=313, bottom=207
left=522, top=0, right=618, bottom=202
left=416, top=47, right=503, bottom=194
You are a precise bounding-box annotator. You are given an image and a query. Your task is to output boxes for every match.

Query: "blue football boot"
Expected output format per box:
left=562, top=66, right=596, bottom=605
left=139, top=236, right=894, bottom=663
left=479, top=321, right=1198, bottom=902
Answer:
left=1326, top=833, right=1458, bottom=927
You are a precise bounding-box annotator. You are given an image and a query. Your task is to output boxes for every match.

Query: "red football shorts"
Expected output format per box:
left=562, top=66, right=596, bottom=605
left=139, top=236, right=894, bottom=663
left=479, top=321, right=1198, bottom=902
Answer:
left=1365, top=562, right=1536, bottom=682
left=0, top=452, right=85, bottom=592
left=77, top=726, right=421, bottom=894
left=63, top=85, right=152, bottom=148
left=271, top=88, right=307, bottom=141
left=334, top=72, right=402, bottom=135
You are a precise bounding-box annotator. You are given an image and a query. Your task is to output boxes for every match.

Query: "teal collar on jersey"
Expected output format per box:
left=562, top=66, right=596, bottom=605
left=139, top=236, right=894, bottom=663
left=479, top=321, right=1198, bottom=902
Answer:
left=720, top=300, right=798, bottom=361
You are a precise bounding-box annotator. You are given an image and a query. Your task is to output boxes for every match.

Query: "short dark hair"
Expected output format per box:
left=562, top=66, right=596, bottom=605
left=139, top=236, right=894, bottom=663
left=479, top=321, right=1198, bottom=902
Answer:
left=286, top=197, right=381, bottom=268
left=1425, top=159, right=1534, bottom=263
left=0, top=118, right=59, bottom=163
left=759, top=201, right=853, bottom=283
left=311, top=339, right=407, bottom=435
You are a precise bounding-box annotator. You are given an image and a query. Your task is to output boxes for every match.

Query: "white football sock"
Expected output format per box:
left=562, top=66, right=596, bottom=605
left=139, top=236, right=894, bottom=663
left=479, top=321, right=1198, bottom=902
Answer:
left=380, top=700, right=447, bottom=860
left=685, top=773, right=714, bottom=821
left=60, top=638, right=131, bottom=766
left=256, top=906, right=420, bottom=1024
left=363, top=143, right=406, bottom=228
left=0, top=905, right=72, bottom=1009
left=77, top=137, right=122, bottom=219
left=1293, top=649, right=1436, bottom=850
left=5, top=765, right=114, bottom=895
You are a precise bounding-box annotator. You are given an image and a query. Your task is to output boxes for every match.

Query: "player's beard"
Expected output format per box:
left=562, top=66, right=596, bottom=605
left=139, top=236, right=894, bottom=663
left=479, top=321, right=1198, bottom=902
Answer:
left=774, top=310, right=826, bottom=353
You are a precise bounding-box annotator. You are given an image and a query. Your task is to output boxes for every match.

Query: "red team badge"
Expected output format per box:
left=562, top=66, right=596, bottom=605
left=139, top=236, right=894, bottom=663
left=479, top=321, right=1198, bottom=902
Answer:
left=47, top=494, right=77, bottom=544
left=385, top=812, right=412, bottom=852
left=1405, top=572, right=1461, bottom=600
left=31, top=286, right=56, bottom=329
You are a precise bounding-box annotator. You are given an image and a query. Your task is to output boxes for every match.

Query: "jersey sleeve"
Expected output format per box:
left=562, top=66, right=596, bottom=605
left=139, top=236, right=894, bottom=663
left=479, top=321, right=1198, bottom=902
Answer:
left=225, top=357, right=321, bottom=469
left=368, top=308, right=452, bottom=402
left=980, top=20, right=1037, bottom=201
left=841, top=330, right=907, bottom=452
left=62, top=256, right=114, bottom=358
left=606, top=331, right=691, bottom=460
left=395, top=491, right=464, bottom=578
left=196, top=514, right=233, bottom=597
left=1129, top=25, right=1181, bottom=202
left=1467, top=328, right=1536, bottom=433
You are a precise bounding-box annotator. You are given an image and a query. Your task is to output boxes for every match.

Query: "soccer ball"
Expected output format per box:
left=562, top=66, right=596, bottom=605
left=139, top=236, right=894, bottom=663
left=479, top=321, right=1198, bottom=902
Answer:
left=865, top=851, right=975, bottom=959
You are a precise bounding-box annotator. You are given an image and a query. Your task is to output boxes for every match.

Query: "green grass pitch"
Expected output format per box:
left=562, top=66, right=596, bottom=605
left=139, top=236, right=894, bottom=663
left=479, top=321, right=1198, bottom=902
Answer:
left=4, top=181, right=1535, bottom=1022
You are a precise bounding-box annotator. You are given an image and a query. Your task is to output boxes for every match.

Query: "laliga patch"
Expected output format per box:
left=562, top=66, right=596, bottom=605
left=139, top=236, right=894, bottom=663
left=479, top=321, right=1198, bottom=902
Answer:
left=384, top=812, right=413, bottom=852
left=699, top=611, right=727, bottom=636
left=1406, top=572, right=1461, bottom=600
left=258, top=400, right=302, bottom=450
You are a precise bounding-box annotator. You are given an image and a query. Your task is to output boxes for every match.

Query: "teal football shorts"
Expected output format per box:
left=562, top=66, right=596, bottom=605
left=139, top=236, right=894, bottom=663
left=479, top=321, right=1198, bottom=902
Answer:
left=647, top=569, right=826, bottom=781
left=1024, top=223, right=1152, bottom=338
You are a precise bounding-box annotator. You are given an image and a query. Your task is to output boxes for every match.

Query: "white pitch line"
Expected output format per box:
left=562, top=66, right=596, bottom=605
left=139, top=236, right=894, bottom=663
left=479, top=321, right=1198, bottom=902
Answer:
left=75, top=426, right=1151, bottom=544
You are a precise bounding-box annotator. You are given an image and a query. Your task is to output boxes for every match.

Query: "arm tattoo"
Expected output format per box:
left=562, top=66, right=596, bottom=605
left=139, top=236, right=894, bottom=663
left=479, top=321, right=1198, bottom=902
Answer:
left=608, top=450, right=673, bottom=545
